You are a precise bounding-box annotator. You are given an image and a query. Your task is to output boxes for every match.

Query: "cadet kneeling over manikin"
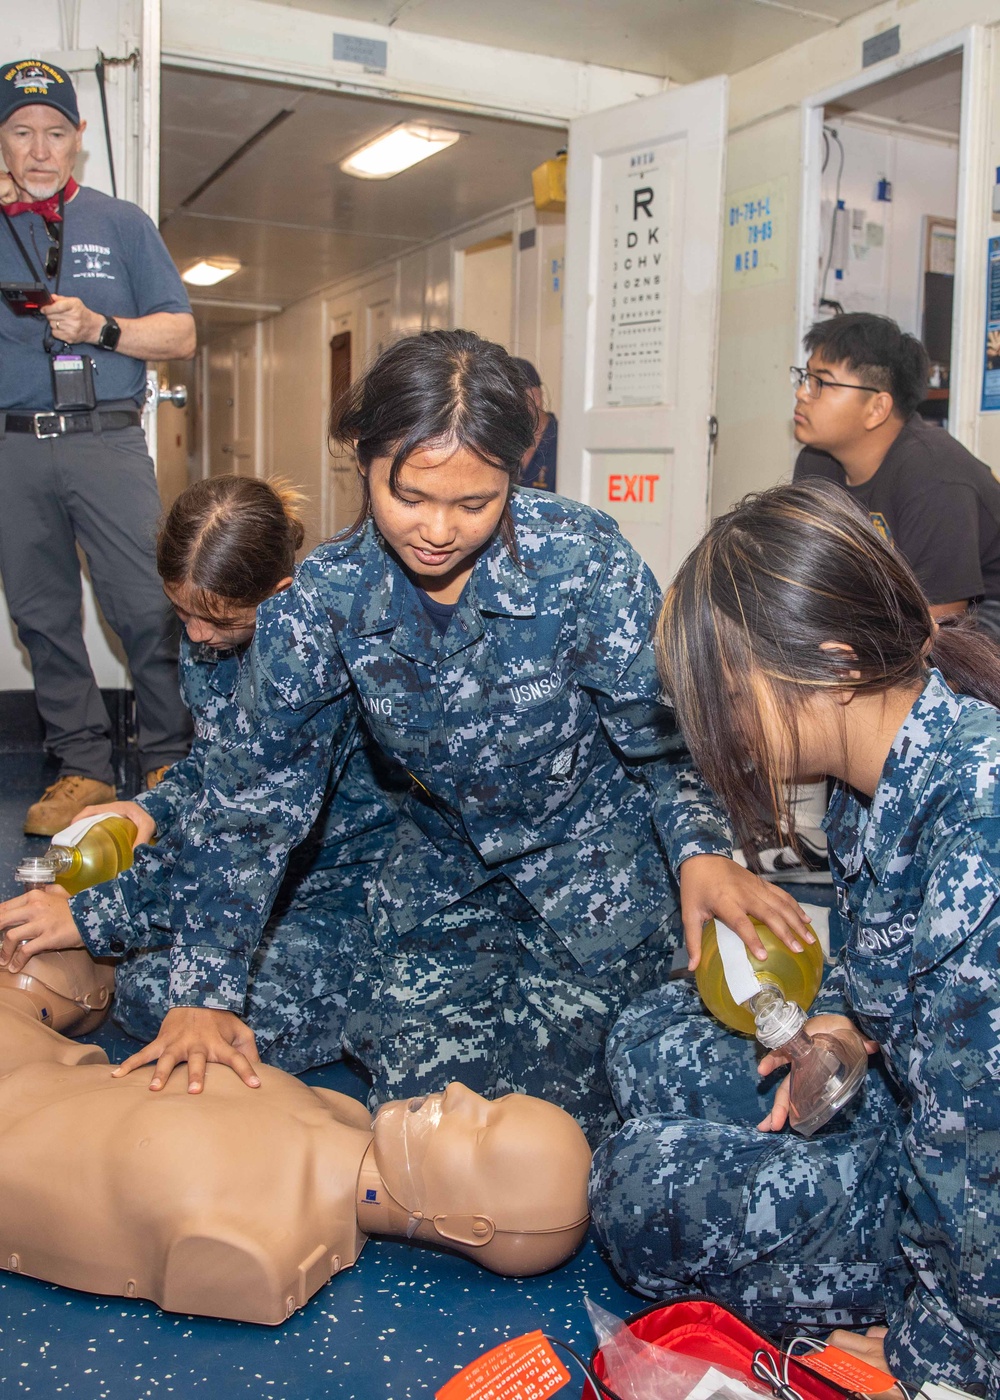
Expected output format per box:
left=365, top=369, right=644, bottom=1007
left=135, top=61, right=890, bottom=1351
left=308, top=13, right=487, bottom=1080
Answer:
left=0, top=952, right=592, bottom=1325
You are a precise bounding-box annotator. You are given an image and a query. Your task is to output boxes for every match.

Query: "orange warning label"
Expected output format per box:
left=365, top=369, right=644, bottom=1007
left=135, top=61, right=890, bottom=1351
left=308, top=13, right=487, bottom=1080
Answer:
left=796, top=1344, right=898, bottom=1395
left=436, top=1330, right=570, bottom=1400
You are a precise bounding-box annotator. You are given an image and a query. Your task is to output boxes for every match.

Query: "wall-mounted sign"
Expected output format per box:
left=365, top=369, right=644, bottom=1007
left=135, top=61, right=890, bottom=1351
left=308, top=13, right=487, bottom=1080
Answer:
left=863, top=25, right=900, bottom=68
left=593, top=144, right=670, bottom=407
left=590, top=451, right=670, bottom=527
left=722, top=177, right=788, bottom=292
left=981, top=236, right=1000, bottom=412
left=333, top=33, right=388, bottom=72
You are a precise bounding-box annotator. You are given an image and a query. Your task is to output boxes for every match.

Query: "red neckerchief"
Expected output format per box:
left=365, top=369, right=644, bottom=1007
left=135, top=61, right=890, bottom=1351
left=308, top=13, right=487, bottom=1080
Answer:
left=2, top=176, right=78, bottom=221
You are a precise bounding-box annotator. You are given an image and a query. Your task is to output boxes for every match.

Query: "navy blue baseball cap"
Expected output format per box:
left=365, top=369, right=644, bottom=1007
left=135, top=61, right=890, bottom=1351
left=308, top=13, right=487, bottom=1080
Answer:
left=0, top=60, right=80, bottom=127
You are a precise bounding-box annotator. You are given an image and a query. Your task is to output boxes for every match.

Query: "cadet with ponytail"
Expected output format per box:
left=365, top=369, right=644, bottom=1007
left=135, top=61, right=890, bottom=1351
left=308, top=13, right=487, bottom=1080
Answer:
left=0, top=475, right=404, bottom=1076
left=591, top=481, right=1000, bottom=1399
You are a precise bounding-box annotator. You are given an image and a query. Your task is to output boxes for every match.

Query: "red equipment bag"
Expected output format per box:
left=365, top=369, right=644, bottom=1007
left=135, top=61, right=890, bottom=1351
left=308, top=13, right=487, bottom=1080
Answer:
left=585, top=1296, right=879, bottom=1400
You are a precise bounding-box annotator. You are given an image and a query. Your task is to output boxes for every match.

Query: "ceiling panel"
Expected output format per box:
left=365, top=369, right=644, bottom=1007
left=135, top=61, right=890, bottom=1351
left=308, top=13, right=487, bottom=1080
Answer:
left=160, top=69, right=565, bottom=334
left=827, top=50, right=963, bottom=135
left=261, top=0, right=891, bottom=81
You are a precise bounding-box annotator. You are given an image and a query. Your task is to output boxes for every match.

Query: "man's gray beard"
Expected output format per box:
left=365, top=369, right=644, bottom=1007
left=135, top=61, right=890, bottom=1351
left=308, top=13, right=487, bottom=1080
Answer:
left=18, top=178, right=61, bottom=200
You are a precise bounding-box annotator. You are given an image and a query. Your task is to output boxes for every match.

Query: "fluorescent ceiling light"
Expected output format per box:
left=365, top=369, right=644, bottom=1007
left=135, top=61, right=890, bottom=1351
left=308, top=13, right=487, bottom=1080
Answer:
left=340, top=123, right=461, bottom=180
left=182, top=258, right=242, bottom=287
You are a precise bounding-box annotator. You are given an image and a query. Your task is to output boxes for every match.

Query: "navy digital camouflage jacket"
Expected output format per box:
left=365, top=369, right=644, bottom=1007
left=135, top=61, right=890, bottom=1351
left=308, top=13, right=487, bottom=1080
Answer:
left=72, top=637, right=401, bottom=957
left=165, top=491, right=732, bottom=1009
left=137, top=637, right=244, bottom=833
left=818, top=668, right=1000, bottom=1395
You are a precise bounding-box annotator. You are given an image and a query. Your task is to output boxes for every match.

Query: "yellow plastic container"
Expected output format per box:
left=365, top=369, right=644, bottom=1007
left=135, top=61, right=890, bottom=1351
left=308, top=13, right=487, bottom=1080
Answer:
left=18, top=814, right=136, bottom=895
left=695, top=917, right=824, bottom=1036
left=532, top=153, right=567, bottom=213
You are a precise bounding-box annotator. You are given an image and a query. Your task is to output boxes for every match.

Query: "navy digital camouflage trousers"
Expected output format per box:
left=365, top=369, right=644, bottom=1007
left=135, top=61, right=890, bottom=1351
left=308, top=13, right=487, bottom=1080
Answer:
left=113, top=862, right=372, bottom=1073
left=343, top=875, right=681, bottom=1145
left=590, top=978, right=908, bottom=1334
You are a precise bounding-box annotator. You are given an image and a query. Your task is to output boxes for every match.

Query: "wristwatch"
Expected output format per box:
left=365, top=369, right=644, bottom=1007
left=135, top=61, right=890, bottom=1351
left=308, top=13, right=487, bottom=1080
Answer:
left=97, top=316, right=121, bottom=351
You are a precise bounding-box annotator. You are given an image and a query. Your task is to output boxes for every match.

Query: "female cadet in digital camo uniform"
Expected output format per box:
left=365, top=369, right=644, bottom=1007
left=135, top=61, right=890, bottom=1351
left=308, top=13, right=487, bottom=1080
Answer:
left=0, top=475, right=403, bottom=1073
left=92, top=330, right=807, bottom=1142
left=591, top=480, right=1000, bottom=1395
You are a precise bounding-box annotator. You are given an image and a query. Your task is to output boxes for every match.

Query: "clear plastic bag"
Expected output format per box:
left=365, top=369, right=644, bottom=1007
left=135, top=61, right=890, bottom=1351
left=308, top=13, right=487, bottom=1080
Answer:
left=586, top=1298, right=772, bottom=1400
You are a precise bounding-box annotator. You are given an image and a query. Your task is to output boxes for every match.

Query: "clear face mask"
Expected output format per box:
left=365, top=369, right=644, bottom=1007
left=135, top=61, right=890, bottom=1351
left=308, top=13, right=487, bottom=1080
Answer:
left=373, top=1094, right=445, bottom=1238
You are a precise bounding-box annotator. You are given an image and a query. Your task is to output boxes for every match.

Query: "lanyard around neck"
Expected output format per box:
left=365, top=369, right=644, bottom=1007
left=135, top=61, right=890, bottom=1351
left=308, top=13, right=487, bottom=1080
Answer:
left=0, top=187, right=65, bottom=287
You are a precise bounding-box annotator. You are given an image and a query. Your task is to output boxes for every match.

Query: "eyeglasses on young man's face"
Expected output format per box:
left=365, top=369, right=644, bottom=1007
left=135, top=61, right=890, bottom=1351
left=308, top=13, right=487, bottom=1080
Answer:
left=789, top=366, right=880, bottom=399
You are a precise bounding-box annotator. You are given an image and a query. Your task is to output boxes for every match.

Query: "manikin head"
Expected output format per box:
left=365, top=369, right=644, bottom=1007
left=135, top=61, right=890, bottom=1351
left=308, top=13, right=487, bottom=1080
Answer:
left=357, top=1084, right=591, bottom=1275
left=0, top=61, right=83, bottom=201
left=0, top=948, right=114, bottom=1038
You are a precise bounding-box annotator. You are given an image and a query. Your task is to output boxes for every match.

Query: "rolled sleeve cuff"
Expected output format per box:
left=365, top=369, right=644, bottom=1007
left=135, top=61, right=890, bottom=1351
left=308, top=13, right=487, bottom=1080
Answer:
left=168, top=946, right=249, bottom=1013
left=812, top=960, right=852, bottom=1017
left=886, top=1285, right=991, bottom=1396
left=70, top=883, right=133, bottom=959
left=135, top=786, right=179, bottom=834
left=671, top=830, right=733, bottom=868
left=658, top=766, right=734, bottom=871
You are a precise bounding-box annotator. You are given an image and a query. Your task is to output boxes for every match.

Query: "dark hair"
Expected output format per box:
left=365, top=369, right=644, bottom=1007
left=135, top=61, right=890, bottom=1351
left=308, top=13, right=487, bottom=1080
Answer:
left=803, top=312, right=929, bottom=417
left=657, top=480, right=1000, bottom=847
left=331, top=329, right=536, bottom=553
left=510, top=356, right=542, bottom=389
left=157, top=476, right=306, bottom=622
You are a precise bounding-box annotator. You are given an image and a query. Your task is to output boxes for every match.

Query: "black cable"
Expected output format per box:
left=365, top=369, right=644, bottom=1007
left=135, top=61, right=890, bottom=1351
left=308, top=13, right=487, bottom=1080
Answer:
left=546, top=1336, right=605, bottom=1400
left=95, top=54, right=117, bottom=198
left=819, top=125, right=845, bottom=314
left=162, top=110, right=294, bottom=225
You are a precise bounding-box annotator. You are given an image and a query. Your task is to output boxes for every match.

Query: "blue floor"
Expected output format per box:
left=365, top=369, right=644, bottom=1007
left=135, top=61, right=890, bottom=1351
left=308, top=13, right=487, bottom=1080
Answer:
left=0, top=736, right=639, bottom=1400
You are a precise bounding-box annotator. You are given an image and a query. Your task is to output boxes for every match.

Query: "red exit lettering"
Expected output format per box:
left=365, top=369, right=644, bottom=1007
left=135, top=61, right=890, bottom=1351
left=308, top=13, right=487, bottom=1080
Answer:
left=608, top=473, right=660, bottom=504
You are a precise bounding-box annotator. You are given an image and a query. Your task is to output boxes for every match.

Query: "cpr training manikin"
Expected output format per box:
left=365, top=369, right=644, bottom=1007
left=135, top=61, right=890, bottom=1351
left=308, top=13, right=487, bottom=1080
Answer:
left=0, top=950, right=592, bottom=1324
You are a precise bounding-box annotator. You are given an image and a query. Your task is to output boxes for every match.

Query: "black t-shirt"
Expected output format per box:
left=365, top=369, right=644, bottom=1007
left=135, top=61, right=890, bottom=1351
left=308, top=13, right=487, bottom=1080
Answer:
left=415, top=585, right=456, bottom=634
left=793, top=414, right=1000, bottom=605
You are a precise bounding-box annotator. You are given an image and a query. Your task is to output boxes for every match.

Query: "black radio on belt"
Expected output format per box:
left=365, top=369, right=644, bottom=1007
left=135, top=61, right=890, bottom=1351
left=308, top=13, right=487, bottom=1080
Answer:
left=51, top=352, right=97, bottom=410
left=1, top=190, right=97, bottom=411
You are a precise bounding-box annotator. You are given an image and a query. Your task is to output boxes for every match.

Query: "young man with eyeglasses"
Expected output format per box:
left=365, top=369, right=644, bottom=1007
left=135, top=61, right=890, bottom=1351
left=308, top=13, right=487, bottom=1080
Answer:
left=792, top=312, right=1000, bottom=628
left=0, top=60, right=194, bottom=835
left=741, top=313, right=1000, bottom=886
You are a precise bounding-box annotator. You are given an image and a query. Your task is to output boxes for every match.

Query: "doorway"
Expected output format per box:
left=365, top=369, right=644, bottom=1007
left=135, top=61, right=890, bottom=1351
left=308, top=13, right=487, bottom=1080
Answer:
left=798, top=31, right=989, bottom=446
left=159, top=68, right=566, bottom=543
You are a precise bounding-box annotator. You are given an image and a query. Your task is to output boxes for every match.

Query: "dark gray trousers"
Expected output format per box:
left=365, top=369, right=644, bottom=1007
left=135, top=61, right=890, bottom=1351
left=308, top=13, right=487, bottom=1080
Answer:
left=0, top=420, right=192, bottom=781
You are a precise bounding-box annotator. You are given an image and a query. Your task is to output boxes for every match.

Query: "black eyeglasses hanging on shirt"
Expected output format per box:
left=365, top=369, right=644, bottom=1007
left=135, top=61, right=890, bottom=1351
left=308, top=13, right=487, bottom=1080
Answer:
left=0, top=187, right=63, bottom=327
left=0, top=191, right=97, bottom=410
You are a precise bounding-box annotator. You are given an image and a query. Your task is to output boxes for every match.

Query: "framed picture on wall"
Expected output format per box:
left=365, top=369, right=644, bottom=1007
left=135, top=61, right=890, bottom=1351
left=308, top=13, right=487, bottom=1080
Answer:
left=921, top=216, right=956, bottom=376
left=924, top=215, right=956, bottom=276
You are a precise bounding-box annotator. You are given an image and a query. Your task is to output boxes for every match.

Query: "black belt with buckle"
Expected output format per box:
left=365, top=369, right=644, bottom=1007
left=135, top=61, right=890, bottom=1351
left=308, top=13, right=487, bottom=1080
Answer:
left=5, top=408, right=142, bottom=439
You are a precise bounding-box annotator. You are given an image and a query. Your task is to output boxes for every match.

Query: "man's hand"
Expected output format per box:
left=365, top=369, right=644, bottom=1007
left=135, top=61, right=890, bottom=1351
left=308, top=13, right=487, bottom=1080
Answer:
left=0, top=885, right=83, bottom=972
left=757, top=1015, right=877, bottom=1132
left=679, top=854, right=814, bottom=970
left=0, top=171, right=15, bottom=204
left=112, top=1007, right=261, bottom=1094
left=76, top=800, right=156, bottom=848
left=42, top=294, right=103, bottom=346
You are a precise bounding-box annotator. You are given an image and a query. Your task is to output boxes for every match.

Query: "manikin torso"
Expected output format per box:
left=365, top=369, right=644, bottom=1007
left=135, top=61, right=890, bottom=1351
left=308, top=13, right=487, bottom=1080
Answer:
left=0, top=953, right=591, bottom=1325
left=0, top=1007, right=372, bottom=1324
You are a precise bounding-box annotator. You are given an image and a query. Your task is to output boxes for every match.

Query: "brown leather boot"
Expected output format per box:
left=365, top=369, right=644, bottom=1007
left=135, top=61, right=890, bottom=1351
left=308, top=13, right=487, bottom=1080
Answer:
left=24, top=775, right=118, bottom=838
left=145, top=765, right=170, bottom=791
